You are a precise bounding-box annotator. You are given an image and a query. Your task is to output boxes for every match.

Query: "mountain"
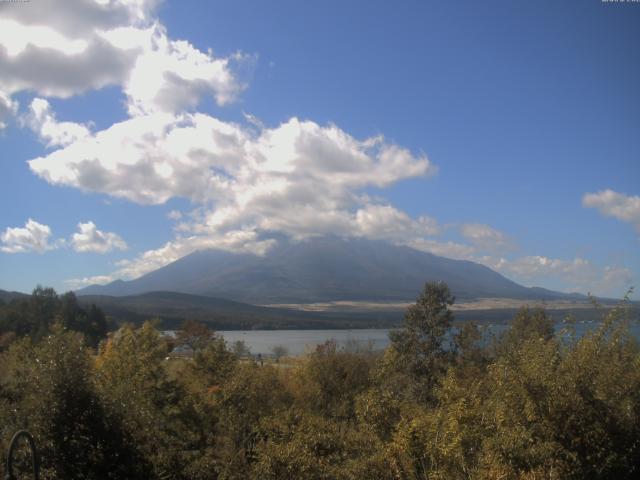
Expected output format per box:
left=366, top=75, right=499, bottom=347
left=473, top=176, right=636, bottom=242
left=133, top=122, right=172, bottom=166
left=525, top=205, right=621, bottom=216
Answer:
left=0, top=289, right=29, bottom=303
left=78, top=236, right=581, bottom=304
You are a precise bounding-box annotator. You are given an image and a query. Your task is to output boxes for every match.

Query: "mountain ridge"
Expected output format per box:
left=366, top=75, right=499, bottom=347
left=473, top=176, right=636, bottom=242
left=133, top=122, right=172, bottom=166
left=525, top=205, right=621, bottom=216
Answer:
left=78, top=236, right=583, bottom=304
left=0, top=289, right=30, bottom=303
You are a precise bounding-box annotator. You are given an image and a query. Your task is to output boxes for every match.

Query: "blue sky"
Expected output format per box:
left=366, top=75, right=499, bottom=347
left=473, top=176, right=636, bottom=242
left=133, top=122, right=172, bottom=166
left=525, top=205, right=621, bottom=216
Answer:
left=0, top=0, right=638, bottom=297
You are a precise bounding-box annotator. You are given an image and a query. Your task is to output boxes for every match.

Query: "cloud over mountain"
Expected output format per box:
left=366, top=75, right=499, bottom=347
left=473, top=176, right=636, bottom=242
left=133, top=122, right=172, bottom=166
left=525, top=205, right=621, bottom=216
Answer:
left=0, top=1, right=633, bottom=299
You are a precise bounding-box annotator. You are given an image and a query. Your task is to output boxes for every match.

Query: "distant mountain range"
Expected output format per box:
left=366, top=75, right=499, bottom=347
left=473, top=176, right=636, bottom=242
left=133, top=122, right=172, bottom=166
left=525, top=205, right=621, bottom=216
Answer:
left=0, top=289, right=29, bottom=303
left=78, top=236, right=582, bottom=304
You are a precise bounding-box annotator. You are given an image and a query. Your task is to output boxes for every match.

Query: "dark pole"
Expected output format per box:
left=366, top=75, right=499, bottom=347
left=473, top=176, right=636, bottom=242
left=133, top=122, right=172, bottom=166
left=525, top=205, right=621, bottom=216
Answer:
left=5, top=430, right=39, bottom=480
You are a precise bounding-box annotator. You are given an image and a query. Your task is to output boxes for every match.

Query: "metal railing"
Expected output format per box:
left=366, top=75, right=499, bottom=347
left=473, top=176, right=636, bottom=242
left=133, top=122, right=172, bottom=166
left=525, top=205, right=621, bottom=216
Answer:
left=4, top=430, right=39, bottom=480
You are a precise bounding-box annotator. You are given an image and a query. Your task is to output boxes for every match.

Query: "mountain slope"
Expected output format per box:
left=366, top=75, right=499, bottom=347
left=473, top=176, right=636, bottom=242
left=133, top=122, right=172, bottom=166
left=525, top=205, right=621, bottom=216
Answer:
left=77, top=291, right=403, bottom=329
left=78, top=236, right=580, bottom=303
left=0, top=289, right=29, bottom=303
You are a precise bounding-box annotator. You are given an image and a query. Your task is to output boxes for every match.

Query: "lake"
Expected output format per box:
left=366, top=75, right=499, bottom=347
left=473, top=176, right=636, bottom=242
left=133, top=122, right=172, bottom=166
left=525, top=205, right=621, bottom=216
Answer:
left=218, top=321, right=640, bottom=356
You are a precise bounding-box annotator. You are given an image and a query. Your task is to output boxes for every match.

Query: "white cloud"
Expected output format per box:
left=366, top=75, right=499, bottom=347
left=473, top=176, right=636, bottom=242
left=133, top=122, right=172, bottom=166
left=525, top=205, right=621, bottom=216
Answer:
left=583, top=189, right=640, bottom=233
left=407, top=238, right=477, bottom=260
left=0, top=0, right=159, bottom=37
left=0, top=90, right=18, bottom=129
left=28, top=113, right=435, bottom=240
left=488, top=255, right=594, bottom=281
left=106, top=24, right=246, bottom=115
left=0, top=19, right=90, bottom=57
left=28, top=112, right=244, bottom=204
left=23, top=98, right=90, bottom=147
left=459, top=222, right=514, bottom=251
left=0, top=0, right=243, bottom=121
left=167, top=209, right=182, bottom=220
left=354, top=204, right=439, bottom=240
left=71, top=221, right=127, bottom=253
left=65, top=274, right=121, bottom=290
left=478, top=254, right=634, bottom=298
left=0, top=219, right=58, bottom=253
left=0, top=17, right=139, bottom=99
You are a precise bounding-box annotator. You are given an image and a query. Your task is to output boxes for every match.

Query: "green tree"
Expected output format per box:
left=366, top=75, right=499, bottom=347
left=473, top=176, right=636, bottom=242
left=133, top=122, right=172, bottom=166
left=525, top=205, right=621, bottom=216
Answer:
left=293, top=339, right=373, bottom=421
left=176, top=319, right=215, bottom=352
left=187, top=334, right=238, bottom=393
left=59, top=292, right=108, bottom=347
left=232, top=339, right=251, bottom=358
left=0, top=287, right=109, bottom=346
left=214, top=363, right=291, bottom=479
left=271, top=344, right=288, bottom=362
left=500, top=306, right=555, bottom=350
left=253, top=412, right=394, bottom=480
left=96, top=322, right=203, bottom=479
left=27, top=286, right=58, bottom=340
left=388, top=281, right=455, bottom=403
left=0, top=325, right=149, bottom=479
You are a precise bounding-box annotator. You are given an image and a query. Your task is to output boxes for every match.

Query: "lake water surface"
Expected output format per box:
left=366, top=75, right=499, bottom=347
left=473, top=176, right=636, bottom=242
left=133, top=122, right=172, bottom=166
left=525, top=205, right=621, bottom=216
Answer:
left=218, top=321, right=640, bottom=355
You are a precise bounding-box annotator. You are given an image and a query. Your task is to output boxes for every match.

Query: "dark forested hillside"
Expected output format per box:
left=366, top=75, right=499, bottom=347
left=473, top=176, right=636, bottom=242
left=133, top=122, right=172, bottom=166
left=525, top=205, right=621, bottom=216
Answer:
left=0, top=289, right=29, bottom=304
left=0, top=287, right=108, bottom=347
left=77, top=291, right=403, bottom=329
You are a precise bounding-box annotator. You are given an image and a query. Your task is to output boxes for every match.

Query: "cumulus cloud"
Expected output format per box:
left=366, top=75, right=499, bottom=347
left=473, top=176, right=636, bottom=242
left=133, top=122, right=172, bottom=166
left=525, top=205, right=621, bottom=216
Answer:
left=105, top=24, right=246, bottom=115
left=478, top=254, right=633, bottom=298
left=28, top=113, right=434, bottom=200
left=354, top=204, right=439, bottom=241
left=0, top=16, right=139, bottom=98
left=0, top=0, right=159, bottom=37
left=583, top=189, right=640, bottom=233
left=459, top=223, right=514, bottom=251
left=71, top=221, right=127, bottom=253
left=0, top=219, right=58, bottom=253
left=0, top=90, right=18, bottom=129
left=0, top=0, right=243, bottom=120
left=23, top=98, right=90, bottom=147
left=29, top=112, right=247, bottom=204
left=28, top=113, right=435, bottom=242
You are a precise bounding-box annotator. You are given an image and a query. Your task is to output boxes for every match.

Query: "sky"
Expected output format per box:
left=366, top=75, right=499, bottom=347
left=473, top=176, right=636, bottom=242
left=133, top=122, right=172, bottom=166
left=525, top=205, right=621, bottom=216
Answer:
left=0, top=0, right=638, bottom=298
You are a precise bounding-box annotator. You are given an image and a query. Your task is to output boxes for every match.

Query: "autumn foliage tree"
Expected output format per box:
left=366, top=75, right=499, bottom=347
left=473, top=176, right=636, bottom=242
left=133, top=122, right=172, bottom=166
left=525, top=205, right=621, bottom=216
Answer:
left=1, top=282, right=639, bottom=479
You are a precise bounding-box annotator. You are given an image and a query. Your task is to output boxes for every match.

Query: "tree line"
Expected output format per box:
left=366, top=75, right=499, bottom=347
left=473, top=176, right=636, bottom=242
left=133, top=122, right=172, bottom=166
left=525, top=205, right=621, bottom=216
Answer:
left=0, top=282, right=639, bottom=479
left=0, top=286, right=109, bottom=349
